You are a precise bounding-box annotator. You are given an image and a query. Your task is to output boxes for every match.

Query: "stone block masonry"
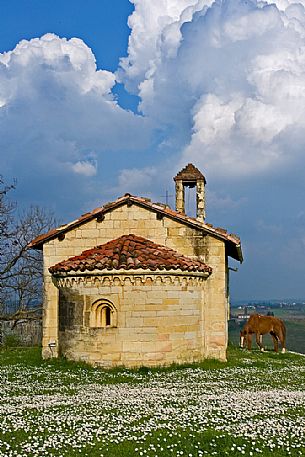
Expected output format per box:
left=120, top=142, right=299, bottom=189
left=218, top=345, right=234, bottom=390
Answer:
left=41, top=201, right=232, bottom=365
left=57, top=273, right=208, bottom=367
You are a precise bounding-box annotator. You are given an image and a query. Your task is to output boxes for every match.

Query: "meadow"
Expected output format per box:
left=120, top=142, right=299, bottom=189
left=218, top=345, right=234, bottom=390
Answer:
left=1, top=346, right=305, bottom=457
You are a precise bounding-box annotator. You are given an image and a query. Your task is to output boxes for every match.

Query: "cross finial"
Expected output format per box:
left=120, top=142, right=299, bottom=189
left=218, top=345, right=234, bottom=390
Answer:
left=159, top=190, right=174, bottom=206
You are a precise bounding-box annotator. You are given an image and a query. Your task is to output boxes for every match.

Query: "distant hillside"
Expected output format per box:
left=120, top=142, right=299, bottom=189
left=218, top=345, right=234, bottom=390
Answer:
left=232, top=298, right=305, bottom=306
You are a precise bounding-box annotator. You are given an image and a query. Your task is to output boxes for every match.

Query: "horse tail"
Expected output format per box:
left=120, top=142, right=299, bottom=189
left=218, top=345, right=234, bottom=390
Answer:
left=282, top=320, right=286, bottom=339
left=279, top=319, right=286, bottom=351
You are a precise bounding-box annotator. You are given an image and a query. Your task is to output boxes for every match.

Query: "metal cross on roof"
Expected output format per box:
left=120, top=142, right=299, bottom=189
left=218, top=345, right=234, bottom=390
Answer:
left=159, top=190, right=174, bottom=206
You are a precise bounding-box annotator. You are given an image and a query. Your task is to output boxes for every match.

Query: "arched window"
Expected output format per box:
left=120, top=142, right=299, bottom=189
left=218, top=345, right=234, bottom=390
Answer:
left=90, top=300, right=117, bottom=328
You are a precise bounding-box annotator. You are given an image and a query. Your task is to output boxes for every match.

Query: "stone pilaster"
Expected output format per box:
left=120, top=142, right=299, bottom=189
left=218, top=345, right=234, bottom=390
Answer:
left=42, top=269, right=59, bottom=358
left=175, top=180, right=185, bottom=214
left=203, top=236, right=227, bottom=361
left=196, top=179, right=205, bottom=221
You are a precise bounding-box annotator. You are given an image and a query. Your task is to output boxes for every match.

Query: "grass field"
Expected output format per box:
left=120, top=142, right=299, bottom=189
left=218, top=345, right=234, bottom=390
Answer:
left=1, top=347, right=305, bottom=457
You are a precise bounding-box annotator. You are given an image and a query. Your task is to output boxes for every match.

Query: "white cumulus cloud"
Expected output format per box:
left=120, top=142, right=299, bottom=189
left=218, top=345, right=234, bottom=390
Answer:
left=0, top=33, right=150, bottom=214
left=120, top=0, right=305, bottom=178
left=71, top=160, right=97, bottom=177
left=118, top=0, right=214, bottom=92
left=116, top=166, right=157, bottom=195
left=0, top=33, right=116, bottom=106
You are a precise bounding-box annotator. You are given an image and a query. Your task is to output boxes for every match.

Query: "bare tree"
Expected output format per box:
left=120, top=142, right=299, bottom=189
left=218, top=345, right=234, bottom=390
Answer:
left=0, top=177, right=57, bottom=313
left=0, top=177, right=17, bottom=281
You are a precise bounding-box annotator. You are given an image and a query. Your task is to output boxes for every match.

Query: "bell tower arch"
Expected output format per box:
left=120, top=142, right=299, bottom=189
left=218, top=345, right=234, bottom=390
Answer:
left=174, top=163, right=206, bottom=222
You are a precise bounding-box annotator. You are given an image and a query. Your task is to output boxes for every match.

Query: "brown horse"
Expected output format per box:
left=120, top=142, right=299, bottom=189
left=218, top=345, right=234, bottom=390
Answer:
left=240, top=314, right=286, bottom=353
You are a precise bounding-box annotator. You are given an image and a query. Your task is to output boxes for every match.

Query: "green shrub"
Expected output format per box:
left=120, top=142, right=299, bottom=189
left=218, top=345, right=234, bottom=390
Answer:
left=3, top=333, right=21, bottom=348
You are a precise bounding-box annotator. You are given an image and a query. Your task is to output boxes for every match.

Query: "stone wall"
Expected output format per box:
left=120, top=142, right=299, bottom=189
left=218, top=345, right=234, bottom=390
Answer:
left=0, top=319, right=42, bottom=346
left=204, top=236, right=227, bottom=360
left=56, top=272, right=206, bottom=367
left=42, top=203, right=228, bottom=362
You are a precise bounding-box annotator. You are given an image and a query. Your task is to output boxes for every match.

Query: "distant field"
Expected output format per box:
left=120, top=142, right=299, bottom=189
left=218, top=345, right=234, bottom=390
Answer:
left=231, top=305, right=305, bottom=320
left=270, top=308, right=305, bottom=319
left=1, top=347, right=305, bottom=457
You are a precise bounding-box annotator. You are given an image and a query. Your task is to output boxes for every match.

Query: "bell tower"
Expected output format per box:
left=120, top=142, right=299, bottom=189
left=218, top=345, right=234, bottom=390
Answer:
left=173, top=163, right=206, bottom=222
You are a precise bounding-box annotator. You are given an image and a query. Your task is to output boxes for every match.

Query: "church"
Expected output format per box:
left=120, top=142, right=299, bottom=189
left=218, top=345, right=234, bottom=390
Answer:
left=29, top=164, right=243, bottom=367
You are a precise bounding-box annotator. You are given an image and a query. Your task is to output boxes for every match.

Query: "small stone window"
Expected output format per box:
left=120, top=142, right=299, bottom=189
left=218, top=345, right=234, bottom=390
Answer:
left=90, top=299, right=117, bottom=328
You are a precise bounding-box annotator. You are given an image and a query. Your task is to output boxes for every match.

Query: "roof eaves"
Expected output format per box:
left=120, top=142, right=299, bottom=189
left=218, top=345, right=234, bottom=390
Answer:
left=51, top=268, right=212, bottom=279
left=28, top=195, right=131, bottom=249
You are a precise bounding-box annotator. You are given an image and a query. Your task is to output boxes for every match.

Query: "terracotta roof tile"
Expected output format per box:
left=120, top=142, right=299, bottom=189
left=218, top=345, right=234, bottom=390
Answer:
left=174, top=163, right=206, bottom=184
left=49, top=234, right=212, bottom=275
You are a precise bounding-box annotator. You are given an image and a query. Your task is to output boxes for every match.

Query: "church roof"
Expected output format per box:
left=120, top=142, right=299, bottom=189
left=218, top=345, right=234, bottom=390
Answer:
left=29, top=193, right=242, bottom=262
left=174, top=163, right=206, bottom=184
left=49, top=234, right=212, bottom=275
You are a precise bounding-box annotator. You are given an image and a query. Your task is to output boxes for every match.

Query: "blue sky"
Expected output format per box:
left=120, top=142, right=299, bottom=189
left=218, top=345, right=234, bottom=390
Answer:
left=1, top=0, right=305, bottom=300
left=0, top=1, right=132, bottom=70
left=0, top=0, right=138, bottom=109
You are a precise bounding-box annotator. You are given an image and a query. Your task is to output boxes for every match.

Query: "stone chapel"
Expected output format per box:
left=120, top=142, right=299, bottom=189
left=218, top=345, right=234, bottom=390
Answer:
left=29, top=164, right=243, bottom=367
